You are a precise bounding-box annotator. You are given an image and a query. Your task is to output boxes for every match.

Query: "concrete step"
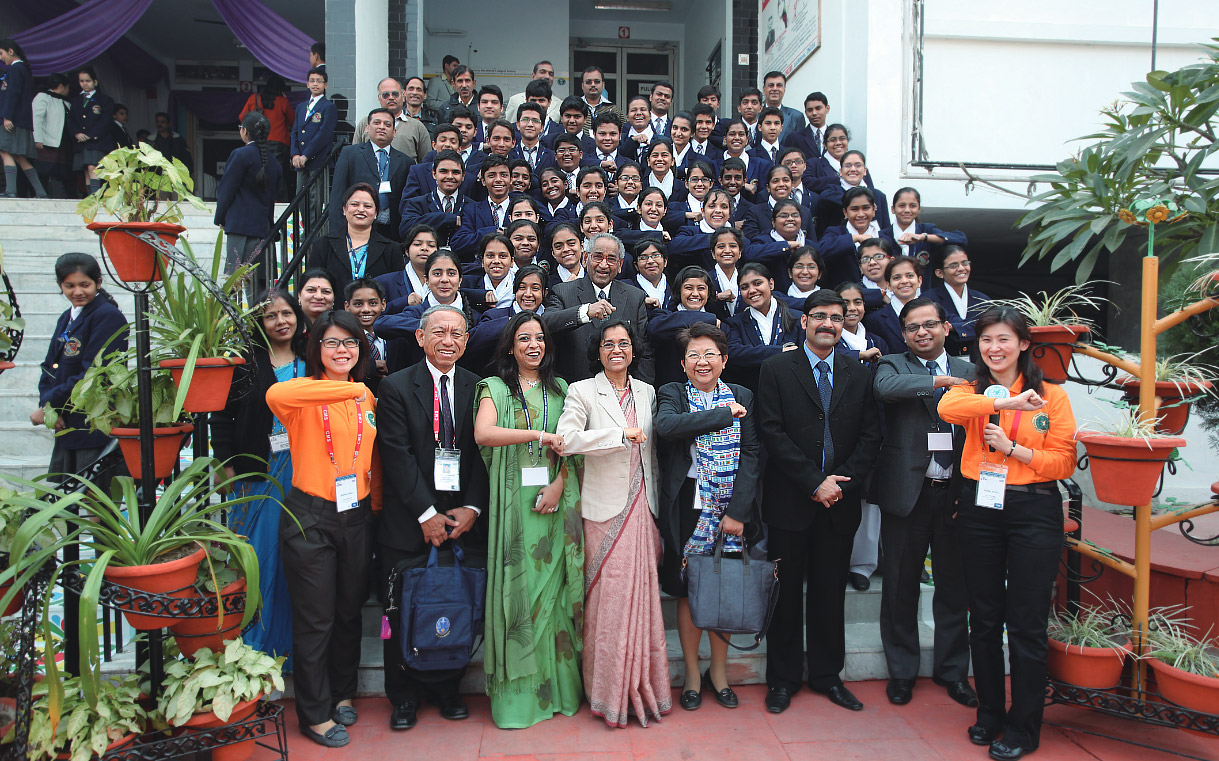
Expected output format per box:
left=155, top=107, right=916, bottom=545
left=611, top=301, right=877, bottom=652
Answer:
left=0, top=453, right=52, bottom=481
left=0, top=420, right=55, bottom=456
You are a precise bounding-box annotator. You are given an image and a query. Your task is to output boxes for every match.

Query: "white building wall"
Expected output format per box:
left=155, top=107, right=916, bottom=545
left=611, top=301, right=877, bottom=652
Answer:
left=354, top=0, right=390, bottom=121
left=680, top=0, right=728, bottom=108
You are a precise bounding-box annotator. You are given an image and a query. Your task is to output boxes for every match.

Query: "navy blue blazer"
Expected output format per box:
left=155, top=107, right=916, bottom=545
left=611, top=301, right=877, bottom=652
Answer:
left=863, top=304, right=907, bottom=358
left=715, top=152, right=771, bottom=190
left=214, top=142, right=282, bottom=238
left=724, top=298, right=803, bottom=391
left=375, top=269, right=425, bottom=315
left=291, top=96, right=337, bottom=172
left=708, top=117, right=763, bottom=151
left=776, top=105, right=806, bottom=148
left=815, top=184, right=890, bottom=238
left=879, top=221, right=969, bottom=266
left=803, top=157, right=877, bottom=196
left=539, top=199, right=579, bottom=230
left=39, top=298, right=129, bottom=450
left=835, top=330, right=892, bottom=363
left=646, top=308, right=718, bottom=387
left=542, top=131, right=595, bottom=155
left=399, top=190, right=468, bottom=243
left=815, top=222, right=868, bottom=289
left=0, top=60, right=34, bottom=130
left=402, top=160, right=480, bottom=201
left=328, top=141, right=413, bottom=238
left=784, top=125, right=821, bottom=162
left=741, top=195, right=816, bottom=243
left=449, top=198, right=510, bottom=259
left=925, top=284, right=992, bottom=346
left=69, top=91, right=115, bottom=154
left=507, top=143, right=558, bottom=178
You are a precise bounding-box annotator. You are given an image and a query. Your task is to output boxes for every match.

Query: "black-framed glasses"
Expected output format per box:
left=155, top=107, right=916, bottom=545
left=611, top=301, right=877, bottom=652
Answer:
left=808, top=312, right=845, bottom=324
left=902, top=319, right=944, bottom=334
left=600, top=340, right=633, bottom=351
left=860, top=253, right=889, bottom=263
left=320, top=337, right=361, bottom=349
left=942, top=260, right=971, bottom=271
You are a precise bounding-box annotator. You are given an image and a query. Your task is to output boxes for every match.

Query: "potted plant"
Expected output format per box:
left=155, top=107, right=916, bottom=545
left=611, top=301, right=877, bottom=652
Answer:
left=22, top=673, right=146, bottom=761
left=1145, top=610, right=1219, bottom=733
left=0, top=266, right=24, bottom=373
left=170, top=543, right=248, bottom=658
left=158, top=638, right=286, bottom=761
left=150, top=237, right=256, bottom=414
left=0, top=487, right=73, bottom=617
left=1115, top=350, right=1217, bottom=435
left=76, top=143, right=208, bottom=283
left=1047, top=601, right=1132, bottom=688
left=1075, top=405, right=1186, bottom=506
left=65, top=346, right=192, bottom=480
left=990, top=283, right=1108, bottom=382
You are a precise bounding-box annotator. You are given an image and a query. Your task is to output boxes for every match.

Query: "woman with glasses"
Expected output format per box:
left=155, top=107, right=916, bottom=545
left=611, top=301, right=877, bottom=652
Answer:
left=668, top=160, right=716, bottom=226
left=742, top=165, right=815, bottom=243
left=926, top=244, right=991, bottom=353
left=266, top=311, right=378, bottom=748
left=880, top=187, right=968, bottom=267
left=655, top=321, right=761, bottom=711
left=648, top=266, right=721, bottom=386
left=804, top=123, right=875, bottom=196
left=744, top=198, right=811, bottom=293
left=556, top=320, right=668, bottom=728
left=668, top=187, right=736, bottom=273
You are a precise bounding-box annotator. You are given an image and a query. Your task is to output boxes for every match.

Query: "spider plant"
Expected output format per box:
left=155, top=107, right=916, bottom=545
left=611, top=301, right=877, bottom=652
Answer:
left=988, top=281, right=1112, bottom=330
left=1146, top=606, right=1219, bottom=678
left=1077, top=401, right=1170, bottom=444
left=1047, top=600, right=1130, bottom=649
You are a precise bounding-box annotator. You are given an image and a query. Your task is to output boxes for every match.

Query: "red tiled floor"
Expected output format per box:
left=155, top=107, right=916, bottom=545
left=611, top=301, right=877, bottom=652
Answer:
left=262, top=679, right=1216, bottom=760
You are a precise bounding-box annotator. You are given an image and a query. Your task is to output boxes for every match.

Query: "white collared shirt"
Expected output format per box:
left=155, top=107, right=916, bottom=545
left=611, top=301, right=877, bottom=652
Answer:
left=691, top=139, right=709, bottom=155
left=597, top=149, right=618, bottom=163
left=405, top=266, right=430, bottom=301
left=489, top=196, right=510, bottom=227
left=636, top=274, right=667, bottom=303
left=741, top=118, right=758, bottom=141
left=922, top=349, right=953, bottom=479
left=673, top=144, right=692, bottom=166
left=788, top=283, right=819, bottom=299
left=627, top=125, right=654, bottom=144
left=647, top=171, right=674, bottom=198
left=714, top=265, right=739, bottom=315
left=559, top=263, right=584, bottom=282
left=486, top=266, right=517, bottom=308
left=824, top=153, right=841, bottom=174
left=617, top=195, right=638, bottom=212
left=759, top=139, right=781, bottom=161
left=749, top=298, right=779, bottom=344
left=945, top=284, right=970, bottom=320
left=725, top=152, right=750, bottom=172
left=687, top=195, right=703, bottom=215
left=305, top=95, right=321, bottom=116
left=894, top=220, right=917, bottom=257
left=520, top=142, right=540, bottom=167
left=698, top=218, right=717, bottom=234
left=417, top=358, right=481, bottom=522
left=437, top=189, right=459, bottom=212
left=511, top=300, right=545, bottom=315
left=839, top=323, right=869, bottom=352
left=890, top=291, right=922, bottom=319
left=650, top=111, right=668, bottom=133
left=850, top=221, right=882, bottom=245
left=548, top=196, right=571, bottom=216
left=771, top=228, right=806, bottom=247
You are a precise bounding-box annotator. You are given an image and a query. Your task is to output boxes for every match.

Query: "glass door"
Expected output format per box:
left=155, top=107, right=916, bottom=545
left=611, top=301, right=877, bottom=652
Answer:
left=571, top=44, right=675, bottom=105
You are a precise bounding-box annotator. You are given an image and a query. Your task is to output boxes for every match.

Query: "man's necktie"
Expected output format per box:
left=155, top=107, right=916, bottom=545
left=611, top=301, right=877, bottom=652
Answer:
left=927, top=360, right=953, bottom=468
left=770, top=146, right=778, bottom=162
left=443, top=196, right=454, bottom=214
left=525, top=147, right=536, bottom=168
left=376, top=149, right=390, bottom=223
left=439, top=374, right=454, bottom=449
left=597, top=289, right=608, bottom=302
left=653, top=118, right=664, bottom=134
left=367, top=332, right=382, bottom=361
left=816, top=360, right=834, bottom=470
left=812, top=128, right=822, bottom=157
left=792, top=188, right=801, bottom=205
left=491, top=204, right=501, bottom=228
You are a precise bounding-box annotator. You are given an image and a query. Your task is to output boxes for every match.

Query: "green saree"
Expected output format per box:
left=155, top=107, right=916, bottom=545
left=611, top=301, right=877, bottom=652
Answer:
left=477, top=376, right=585, bottom=729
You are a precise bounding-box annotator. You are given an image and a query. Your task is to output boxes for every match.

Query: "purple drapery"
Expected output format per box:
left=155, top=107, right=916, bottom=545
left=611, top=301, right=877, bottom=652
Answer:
left=12, top=0, right=155, bottom=77
left=211, top=0, right=317, bottom=84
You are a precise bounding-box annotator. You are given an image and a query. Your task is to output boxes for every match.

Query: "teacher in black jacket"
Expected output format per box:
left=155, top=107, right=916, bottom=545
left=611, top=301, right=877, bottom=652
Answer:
left=756, top=289, right=881, bottom=715
left=307, top=182, right=405, bottom=298
left=328, top=108, right=413, bottom=241
left=215, top=112, right=283, bottom=280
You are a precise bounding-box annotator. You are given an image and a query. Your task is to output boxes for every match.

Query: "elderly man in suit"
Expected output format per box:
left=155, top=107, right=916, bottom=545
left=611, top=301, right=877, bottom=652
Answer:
left=872, top=297, right=978, bottom=708
left=756, top=289, right=882, bottom=715
left=375, top=304, right=490, bottom=730
left=542, top=233, right=654, bottom=384
left=329, top=108, right=414, bottom=241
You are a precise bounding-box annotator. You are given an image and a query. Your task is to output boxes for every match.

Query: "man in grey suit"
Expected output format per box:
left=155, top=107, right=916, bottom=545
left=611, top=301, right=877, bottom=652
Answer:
left=542, top=232, right=654, bottom=384
left=872, top=297, right=978, bottom=708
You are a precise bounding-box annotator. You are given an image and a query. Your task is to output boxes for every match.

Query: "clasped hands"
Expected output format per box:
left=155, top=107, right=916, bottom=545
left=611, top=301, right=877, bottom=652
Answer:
left=813, top=474, right=851, bottom=508
left=421, top=507, right=478, bottom=546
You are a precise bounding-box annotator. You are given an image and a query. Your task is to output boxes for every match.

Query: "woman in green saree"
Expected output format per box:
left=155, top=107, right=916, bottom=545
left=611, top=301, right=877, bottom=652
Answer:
left=473, top=310, right=586, bottom=729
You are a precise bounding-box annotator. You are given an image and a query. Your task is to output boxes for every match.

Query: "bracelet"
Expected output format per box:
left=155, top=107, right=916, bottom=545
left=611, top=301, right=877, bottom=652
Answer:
left=1008, top=441, right=1017, bottom=457
left=539, top=429, right=544, bottom=443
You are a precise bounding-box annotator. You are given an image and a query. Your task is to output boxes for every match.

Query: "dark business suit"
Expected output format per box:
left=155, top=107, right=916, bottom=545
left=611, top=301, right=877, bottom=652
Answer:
left=376, top=360, right=489, bottom=705
left=756, top=348, right=882, bottom=693
left=542, top=277, right=654, bottom=384
left=399, top=190, right=467, bottom=244
left=328, top=141, right=413, bottom=240
left=306, top=230, right=404, bottom=297
left=815, top=184, right=891, bottom=238
left=863, top=305, right=907, bottom=363
left=872, top=352, right=975, bottom=683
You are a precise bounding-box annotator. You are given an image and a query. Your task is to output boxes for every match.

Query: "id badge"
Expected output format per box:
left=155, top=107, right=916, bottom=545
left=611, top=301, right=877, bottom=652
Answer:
left=378, top=180, right=392, bottom=194
left=927, top=432, right=952, bottom=451
left=335, top=474, right=360, bottom=512
left=976, top=463, right=1008, bottom=510
left=522, top=466, right=550, bottom=486
left=269, top=432, right=290, bottom=453
left=435, top=449, right=461, bottom=492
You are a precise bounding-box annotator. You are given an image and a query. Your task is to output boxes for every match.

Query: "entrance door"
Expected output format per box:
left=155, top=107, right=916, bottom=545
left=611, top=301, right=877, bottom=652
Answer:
left=571, top=44, right=675, bottom=105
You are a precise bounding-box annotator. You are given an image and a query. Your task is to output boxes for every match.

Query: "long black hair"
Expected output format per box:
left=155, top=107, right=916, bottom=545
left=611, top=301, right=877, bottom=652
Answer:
left=586, top=318, right=641, bottom=376
left=253, top=288, right=307, bottom=357
left=239, top=111, right=272, bottom=191
left=259, top=74, right=286, bottom=110
left=54, top=252, right=118, bottom=308
left=0, top=39, right=29, bottom=65
left=304, top=310, right=369, bottom=381
left=969, top=306, right=1045, bottom=396
left=491, top=310, right=563, bottom=400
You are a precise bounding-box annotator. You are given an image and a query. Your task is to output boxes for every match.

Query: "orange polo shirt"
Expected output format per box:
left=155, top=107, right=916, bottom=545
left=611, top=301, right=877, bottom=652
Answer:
left=938, top=376, right=1077, bottom=485
left=265, top=377, right=381, bottom=508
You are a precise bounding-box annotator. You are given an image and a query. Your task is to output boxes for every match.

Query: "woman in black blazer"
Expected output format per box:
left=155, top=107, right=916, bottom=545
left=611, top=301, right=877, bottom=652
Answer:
left=654, top=321, right=761, bottom=712
left=215, top=112, right=283, bottom=276
left=306, top=182, right=404, bottom=297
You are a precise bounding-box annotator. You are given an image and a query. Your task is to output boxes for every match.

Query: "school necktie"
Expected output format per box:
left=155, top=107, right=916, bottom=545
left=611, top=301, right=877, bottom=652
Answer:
left=770, top=146, right=778, bottom=162
left=811, top=127, right=822, bottom=157
left=491, top=203, right=501, bottom=228
left=600, top=152, right=612, bottom=163
left=439, top=374, right=454, bottom=449
left=815, top=360, right=834, bottom=470
left=791, top=188, right=802, bottom=205
left=366, top=332, right=382, bottom=361
left=376, top=149, right=390, bottom=223
left=927, top=359, right=953, bottom=468
left=653, top=117, right=664, bottom=134
left=443, top=195, right=454, bottom=214
left=524, top=146, right=536, bottom=168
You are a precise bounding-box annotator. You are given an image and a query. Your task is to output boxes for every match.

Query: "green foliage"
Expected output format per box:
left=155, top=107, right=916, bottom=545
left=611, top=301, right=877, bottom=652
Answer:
left=1047, top=601, right=1130, bottom=649
left=76, top=144, right=207, bottom=224
left=157, top=637, right=285, bottom=727
left=66, top=346, right=186, bottom=434
left=0, top=288, right=24, bottom=356
left=988, top=282, right=1109, bottom=329
left=20, top=674, right=146, bottom=761
left=1146, top=606, right=1219, bottom=678
left=1019, top=40, right=1219, bottom=282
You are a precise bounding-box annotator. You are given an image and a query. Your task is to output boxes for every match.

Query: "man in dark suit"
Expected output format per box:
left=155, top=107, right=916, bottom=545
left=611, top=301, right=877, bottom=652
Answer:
left=756, top=289, right=882, bottom=714
left=438, top=65, right=478, bottom=126
left=375, top=304, right=489, bottom=729
left=542, top=232, right=654, bottom=384
left=873, top=297, right=978, bottom=709
left=329, top=108, right=414, bottom=241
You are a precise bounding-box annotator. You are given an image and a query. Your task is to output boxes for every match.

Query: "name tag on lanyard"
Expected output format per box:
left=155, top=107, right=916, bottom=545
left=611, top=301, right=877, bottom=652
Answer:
left=322, top=401, right=365, bottom=511
left=432, top=382, right=461, bottom=491
left=975, top=411, right=1021, bottom=509
left=519, top=382, right=550, bottom=487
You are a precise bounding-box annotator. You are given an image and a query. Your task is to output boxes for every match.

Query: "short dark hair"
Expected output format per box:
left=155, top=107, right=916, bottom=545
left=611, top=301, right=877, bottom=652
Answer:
left=553, top=132, right=583, bottom=152
left=305, top=310, right=368, bottom=381
left=696, top=85, right=721, bottom=101
left=738, top=87, right=763, bottom=104
left=479, top=232, right=514, bottom=260
left=310, top=42, right=325, bottom=60
left=513, top=264, right=549, bottom=294
left=719, top=157, right=746, bottom=175
left=592, top=112, right=622, bottom=131
left=344, top=277, right=386, bottom=302
left=477, top=84, right=503, bottom=105
left=934, top=244, right=968, bottom=271
left=691, top=103, right=716, bottom=120
left=805, top=91, right=829, bottom=107
left=858, top=237, right=893, bottom=258
left=582, top=66, right=605, bottom=79
left=843, top=186, right=876, bottom=208
left=433, top=123, right=461, bottom=144
left=306, top=66, right=328, bottom=83
left=155, top=111, right=170, bottom=121
left=677, top=320, right=728, bottom=356
left=447, top=105, right=475, bottom=124
left=533, top=60, right=553, bottom=74
left=516, top=101, right=545, bottom=121
left=480, top=153, right=510, bottom=177
left=802, top=289, right=846, bottom=315
left=432, top=148, right=465, bottom=172
left=788, top=245, right=824, bottom=275
left=842, top=149, right=866, bottom=166
left=899, top=296, right=947, bottom=326
left=560, top=95, right=587, bottom=115
left=442, top=54, right=460, bottom=67
left=778, top=147, right=805, bottom=164
left=675, top=264, right=713, bottom=292
left=405, top=75, right=426, bottom=89
left=587, top=319, right=642, bottom=375
left=711, top=225, right=744, bottom=250
left=342, top=182, right=380, bottom=213
left=366, top=107, right=393, bottom=123
left=652, top=80, right=674, bottom=95
left=763, top=70, right=786, bottom=83
left=525, top=79, right=552, bottom=101
left=113, top=103, right=128, bottom=113
left=760, top=105, right=784, bottom=123
left=451, top=65, right=474, bottom=81
left=576, top=165, right=608, bottom=188
left=885, top=255, right=924, bottom=280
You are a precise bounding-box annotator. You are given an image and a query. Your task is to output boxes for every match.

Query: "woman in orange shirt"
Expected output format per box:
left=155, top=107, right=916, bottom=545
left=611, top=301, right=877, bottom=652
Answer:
left=266, top=310, right=379, bottom=748
left=938, top=306, right=1077, bottom=761
left=239, top=75, right=294, bottom=200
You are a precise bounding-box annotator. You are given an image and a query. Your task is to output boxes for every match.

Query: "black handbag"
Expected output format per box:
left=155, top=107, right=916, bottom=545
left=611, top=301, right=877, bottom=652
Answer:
left=683, top=532, right=780, bottom=651
left=386, top=542, right=486, bottom=671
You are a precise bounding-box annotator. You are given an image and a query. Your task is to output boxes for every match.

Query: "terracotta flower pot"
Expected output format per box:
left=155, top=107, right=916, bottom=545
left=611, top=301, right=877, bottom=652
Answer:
left=0, top=360, right=14, bottom=374
left=1148, top=657, right=1219, bottom=737
left=54, top=732, right=137, bottom=760
left=1048, top=636, right=1130, bottom=688
left=183, top=696, right=263, bottom=761
left=1028, top=324, right=1089, bottom=382
left=1075, top=432, right=1186, bottom=506
left=1116, top=378, right=1213, bottom=436
left=103, top=546, right=206, bottom=630
left=159, top=357, right=246, bottom=414
left=86, top=221, right=184, bottom=282
left=0, top=580, right=23, bottom=617
left=110, top=423, right=193, bottom=481
left=170, top=578, right=247, bottom=658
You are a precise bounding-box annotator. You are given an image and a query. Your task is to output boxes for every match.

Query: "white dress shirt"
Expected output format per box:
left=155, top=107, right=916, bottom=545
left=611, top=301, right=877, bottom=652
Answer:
left=945, top=284, right=970, bottom=320
left=923, top=349, right=953, bottom=480
left=417, top=359, right=481, bottom=522
left=635, top=274, right=667, bottom=303
left=714, top=265, right=739, bottom=315
left=749, top=298, right=779, bottom=344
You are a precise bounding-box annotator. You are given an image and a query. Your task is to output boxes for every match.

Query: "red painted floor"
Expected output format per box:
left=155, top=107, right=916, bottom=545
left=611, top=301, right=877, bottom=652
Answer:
left=257, top=679, right=1216, bottom=761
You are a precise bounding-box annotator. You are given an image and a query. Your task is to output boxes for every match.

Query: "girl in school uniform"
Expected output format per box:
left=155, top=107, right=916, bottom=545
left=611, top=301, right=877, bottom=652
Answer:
left=69, top=67, right=116, bottom=195
left=668, top=160, right=716, bottom=228
left=238, top=75, right=295, bottom=201
left=32, top=253, right=128, bottom=474
left=611, top=160, right=644, bottom=229
left=642, top=137, right=687, bottom=204
left=0, top=39, right=46, bottom=198
left=880, top=187, right=968, bottom=267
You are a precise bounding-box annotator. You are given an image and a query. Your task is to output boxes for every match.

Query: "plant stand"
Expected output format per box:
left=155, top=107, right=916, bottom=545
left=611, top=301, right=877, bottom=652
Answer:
left=100, top=700, right=289, bottom=761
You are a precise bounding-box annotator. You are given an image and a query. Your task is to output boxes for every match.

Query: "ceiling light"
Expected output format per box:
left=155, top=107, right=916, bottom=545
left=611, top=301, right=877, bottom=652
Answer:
left=593, top=1, right=672, bottom=10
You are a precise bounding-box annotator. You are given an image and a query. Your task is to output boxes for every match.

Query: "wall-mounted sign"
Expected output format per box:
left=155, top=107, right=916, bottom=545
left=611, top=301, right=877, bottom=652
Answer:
left=759, top=0, right=821, bottom=78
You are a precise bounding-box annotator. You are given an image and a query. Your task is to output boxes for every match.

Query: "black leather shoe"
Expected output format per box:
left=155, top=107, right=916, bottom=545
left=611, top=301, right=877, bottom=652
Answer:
left=848, top=572, right=871, bottom=591
left=300, top=724, right=350, bottom=748
left=765, top=687, right=792, bottom=714
left=968, top=724, right=997, bottom=746
left=679, top=687, right=702, bottom=710
left=823, top=684, right=863, bottom=711
left=988, top=740, right=1031, bottom=760
left=389, top=701, right=418, bottom=730
left=703, top=670, right=738, bottom=708
left=438, top=693, right=469, bottom=720
left=886, top=678, right=915, bottom=705
left=331, top=704, right=357, bottom=726
left=933, top=677, right=980, bottom=707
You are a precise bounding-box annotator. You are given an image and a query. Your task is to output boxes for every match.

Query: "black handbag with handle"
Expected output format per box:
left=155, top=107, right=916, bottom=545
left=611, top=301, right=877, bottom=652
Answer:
left=683, top=532, right=780, bottom=651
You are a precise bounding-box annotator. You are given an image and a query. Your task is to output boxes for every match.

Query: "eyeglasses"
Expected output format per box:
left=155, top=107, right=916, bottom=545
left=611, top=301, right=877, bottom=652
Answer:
left=320, top=337, right=361, bottom=349
left=601, top=340, right=633, bottom=351
left=860, top=253, right=890, bottom=264
left=842, top=161, right=865, bottom=170
left=687, top=176, right=712, bottom=183
left=826, top=136, right=849, bottom=144
left=942, top=260, right=971, bottom=271
left=518, top=117, right=542, bottom=125
left=791, top=263, right=819, bottom=272
left=902, top=319, right=944, bottom=334
left=588, top=253, right=621, bottom=264
left=808, top=312, right=845, bottom=324
left=637, top=252, right=664, bottom=261
left=775, top=212, right=802, bottom=221
left=379, top=90, right=401, bottom=98
left=555, top=146, right=580, bottom=155
left=684, top=351, right=723, bottom=361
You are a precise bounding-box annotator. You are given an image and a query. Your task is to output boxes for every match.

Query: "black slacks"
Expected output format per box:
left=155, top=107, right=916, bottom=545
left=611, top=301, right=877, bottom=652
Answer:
left=765, top=499, right=859, bottom=692
left=279, top=488, right=372, bottom=727
left=956, top=482, right=1062, bottom=751
left=879, top=478, right=970, bottom=681
left=379, top=542, right=487, bottom=706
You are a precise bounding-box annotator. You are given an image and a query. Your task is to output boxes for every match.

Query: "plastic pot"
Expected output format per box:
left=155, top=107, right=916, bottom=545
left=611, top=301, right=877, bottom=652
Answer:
left=159, top=357, right=246, bottom=414
left=1028, top=324, right=1089, bottom=382
left=102, top=546, right=206, bottom=630
left=1147, top=656, right=1219, bottom=738
left=182, top=696, right=263, bottom=761
left=1075, top=432, right=1185, bottom=506
left=1048, top=636, right=1130, bottom=689
left=86, top=221, right=184, bottom=283
left=110, top=423, right=193, bottom=481
left=1116, top=378, right=1213, bottom=436
left=170, top=578, right=247, bottom=658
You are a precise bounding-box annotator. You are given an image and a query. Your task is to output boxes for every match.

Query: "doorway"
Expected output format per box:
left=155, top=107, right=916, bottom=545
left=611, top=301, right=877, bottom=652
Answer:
left=571, top=44, right=676, bottom=105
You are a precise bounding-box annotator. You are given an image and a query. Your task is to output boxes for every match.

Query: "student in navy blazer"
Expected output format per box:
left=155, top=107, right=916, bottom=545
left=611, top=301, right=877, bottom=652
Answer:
left=923, top=244, right=990, bottom=352
left=645, top=266, right=719, bottom=387
left=328, top=110, right=413, bottom=241
left=863, top=256, right=924, bottom=354
left=215, top=113, right=283, bottom=275
left=376, top=223, right=440, bottom=315
left=834, top=282, right=892, bottom=363
left=723, top=262, right=803, bottom=391
left=449, top=154, right=513, bottom=260
left=879, top=187, right=968, bottom=268
left=744, top=198, right=812, bottom=293
left=290, top=68, right=336, bottom=174
left=0, top=41, right=45, bottom=198
left=398, top=149, right=468, bottom=243
left=742, top=165, right=816, bottom=242
left=68, top=67, right=115, bottom=192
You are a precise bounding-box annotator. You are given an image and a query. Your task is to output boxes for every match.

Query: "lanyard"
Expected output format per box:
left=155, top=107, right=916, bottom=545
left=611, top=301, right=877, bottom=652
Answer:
left=979, top=410, right=1023, bottom=464
left=347, top=235, right=368, bottom=278
left=321, top=400, right=363, bottom=475
left=432, top=378, right=446, bottom=446
left=518, top=382, right=548, bottom=460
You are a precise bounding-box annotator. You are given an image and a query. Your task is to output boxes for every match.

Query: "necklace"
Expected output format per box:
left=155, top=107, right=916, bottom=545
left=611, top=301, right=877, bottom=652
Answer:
left=608, top=377, right=630, bottom=393
left=519, top=375, right=539, bottom=389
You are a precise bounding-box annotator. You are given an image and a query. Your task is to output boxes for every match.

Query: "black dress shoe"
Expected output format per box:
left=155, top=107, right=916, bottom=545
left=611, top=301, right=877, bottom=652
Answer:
left=933, top=677, right=980, bottom=707
left=331, top=704, right=357, bottom=726
left=989, top=740, right=1031, bottom=760
left=968, top=724, right=997, bottom=746
left=765, top=686, right=792, bottom=714
left=823, top=684, right=864, bottom=711
left=703, top=670, right=738, bottom=708
left=438, top=693, right=469, bottom=720
left=886, top=678, right=915, bottom=705
left=300, top=724, right=350, bottom=748
left=389, top=701, right=418, bottom=730
left=679, top=687, right=702, bottom=710
left=848, top=572, right=871, bottom=591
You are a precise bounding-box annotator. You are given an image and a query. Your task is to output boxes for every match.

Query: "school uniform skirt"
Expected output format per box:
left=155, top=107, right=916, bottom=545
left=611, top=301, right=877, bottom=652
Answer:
left=0, top=126, right=36, bottom=159
left=73, top=146, right=107, bottom=171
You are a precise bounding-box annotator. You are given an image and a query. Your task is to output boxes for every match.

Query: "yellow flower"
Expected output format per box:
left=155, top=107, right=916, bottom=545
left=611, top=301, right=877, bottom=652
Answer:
left=1118, top=209, right=1137, bottom=224
left=1145, top=204, right=1170, bottom=223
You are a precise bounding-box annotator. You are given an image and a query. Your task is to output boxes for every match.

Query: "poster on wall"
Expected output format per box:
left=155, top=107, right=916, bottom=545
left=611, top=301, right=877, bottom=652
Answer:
left=758, top=0, right=820, bottom=78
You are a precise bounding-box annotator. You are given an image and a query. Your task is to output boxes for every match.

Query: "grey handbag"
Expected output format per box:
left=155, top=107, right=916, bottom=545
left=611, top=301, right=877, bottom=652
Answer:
left=683, top=532, right=780, bottom=651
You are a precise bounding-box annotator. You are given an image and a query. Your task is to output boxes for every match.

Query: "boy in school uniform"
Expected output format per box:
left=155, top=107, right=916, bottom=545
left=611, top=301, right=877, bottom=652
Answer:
left=621, top=95, right=653, bottom=162
left=291, top=67, right=337, bottom=227
left=689, top=104, right=722, bottom=163
left=545, top=96, right=597, bottom=154
left=719, top=120, right=770, bottom=200
left=404, top=124, right=477, bottom=199
left=507, top=102, right=556, bottom=177
left=399, top=149, right=468, bottom=244
left=450, top=154, right=513, bottom=260
left=472, top=85, right=505, bottom=147
left=581, top=112, right=630, bottom=181
left=751, top=107, right=786, bottom=165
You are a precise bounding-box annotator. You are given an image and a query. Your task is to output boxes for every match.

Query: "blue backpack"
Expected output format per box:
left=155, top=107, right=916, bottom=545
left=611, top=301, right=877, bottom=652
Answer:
left=387, top=543, right=486, bottom=671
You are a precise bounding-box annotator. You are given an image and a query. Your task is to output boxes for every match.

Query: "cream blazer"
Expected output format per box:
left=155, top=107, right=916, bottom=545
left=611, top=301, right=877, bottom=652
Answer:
left=557, top=372, right=659, bottom=522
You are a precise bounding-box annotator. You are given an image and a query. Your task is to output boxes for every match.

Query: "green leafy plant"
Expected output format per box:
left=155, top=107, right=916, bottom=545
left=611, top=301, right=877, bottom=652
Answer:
left=1048, top=601, right=1130, bottom=649
left=66, top=346, right=188, bottom=434
left=988, top=282, right=1110, bottom=330
left=20, top=673, right=146, bottom=761
left=193, top=542, right=242, bottom=595
left=1146, top=606, right=1219, bottom=678
left=1160, top=265, right=1219, bottom=446
left=157, top=637, right=285, bottom=727
left=76, top=143, right=207, bottom=224
left=1078, top=402, right=1172, bottom=443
